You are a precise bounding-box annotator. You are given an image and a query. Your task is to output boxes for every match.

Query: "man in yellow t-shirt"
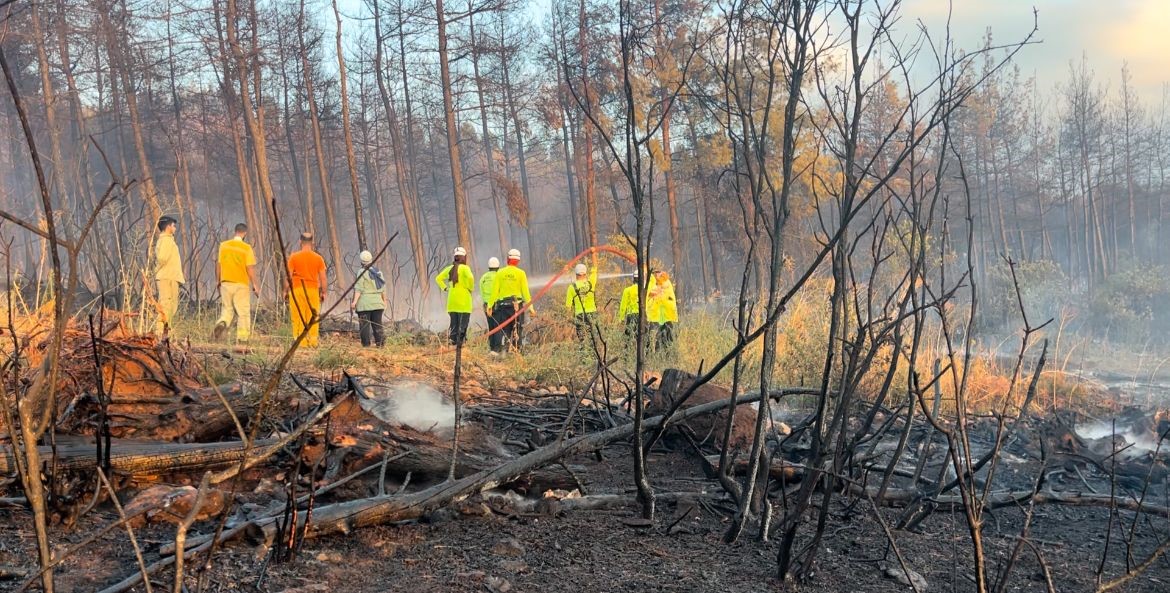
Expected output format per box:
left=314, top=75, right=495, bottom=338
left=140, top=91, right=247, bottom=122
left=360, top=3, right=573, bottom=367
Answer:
left=213, top=223, right=258, bottom=342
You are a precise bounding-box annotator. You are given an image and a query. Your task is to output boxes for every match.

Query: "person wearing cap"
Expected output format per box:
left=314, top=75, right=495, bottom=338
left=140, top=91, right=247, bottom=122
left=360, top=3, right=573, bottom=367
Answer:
left=212, top=223, right=258, bottom=342
left=618, top=271, right=642, bottom=338
left=647, top=270, right=678, bottom=350
left=488, top=248, right=535, bottom=352
left=153, top=215, right=185, bottom=336
left=436, top=247, right=475, bottom=345
left=350, top=250, right=387, bottom=348
left=285, top=232, right=328, bottom=347
left=565, top=261, right=599, bottom=343
left=479, top=257, right=502, bottom=352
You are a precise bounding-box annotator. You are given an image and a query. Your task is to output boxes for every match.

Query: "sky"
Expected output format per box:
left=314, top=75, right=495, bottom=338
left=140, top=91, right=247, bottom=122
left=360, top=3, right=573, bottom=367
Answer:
left=511, top=0, right=1170, bottom=103
left=900, top=0, right=1170, bottom=104
left=330, top=0, right=1170, bottom=106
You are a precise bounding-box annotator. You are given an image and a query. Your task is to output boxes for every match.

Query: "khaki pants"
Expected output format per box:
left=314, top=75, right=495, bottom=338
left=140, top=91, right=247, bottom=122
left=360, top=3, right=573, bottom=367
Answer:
left=156, top=279, right=179, bottom=335
left=217, top=282, right=252, bottom=340
left=289, top=286, right=321, bottom=347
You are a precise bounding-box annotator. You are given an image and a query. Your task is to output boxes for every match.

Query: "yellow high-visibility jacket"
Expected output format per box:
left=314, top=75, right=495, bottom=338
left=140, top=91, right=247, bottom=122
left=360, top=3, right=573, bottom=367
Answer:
left=565, top=268, right=598, bottom=315
left=647, top=276, right=678, bottom=324
left=491, top=265, right=532, bottom=306
left=479, top=269, right=499, bottom=309
left=436, top=263, right=475, bottom=314
left=619, top=284, right=640, bottom=318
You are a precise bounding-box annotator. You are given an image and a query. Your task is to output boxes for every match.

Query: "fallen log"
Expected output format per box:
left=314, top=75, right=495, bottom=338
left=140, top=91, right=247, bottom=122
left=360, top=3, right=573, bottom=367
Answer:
left=702, top=454, right=802, bottom=482
left=99, top=389, right=801, bottom=593
left=0, top=437, right=277, bottom=477
left=479, top=490, right=723, bottom=515
left=258, top=389, right=787, bottom=542
left=123, top=484, right=228, bottom=527
left=870, top=487, right=1170, bottom=519
left=6, top=310, right=246, bottom=443
left=310, top=390, right=577, bottom=491
left=653, top=369, right=766, bottom=451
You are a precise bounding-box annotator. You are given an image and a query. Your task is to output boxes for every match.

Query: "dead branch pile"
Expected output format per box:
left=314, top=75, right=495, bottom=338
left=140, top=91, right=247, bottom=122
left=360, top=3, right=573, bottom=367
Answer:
left=5, top=310, right=246, bottom=443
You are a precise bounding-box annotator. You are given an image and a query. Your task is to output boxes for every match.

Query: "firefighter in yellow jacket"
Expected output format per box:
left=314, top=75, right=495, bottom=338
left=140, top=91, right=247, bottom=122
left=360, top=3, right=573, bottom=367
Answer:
left=565, top=262, right=598, bottom=343
left=647, top=270, right=678, bottom=350
left=618, top=271, right=641, bottom=338
left=480, top=257, right=502, bottom=352
left=488, top=249, right=535, bottom=352
left=436, top=247, right=475, bottom=345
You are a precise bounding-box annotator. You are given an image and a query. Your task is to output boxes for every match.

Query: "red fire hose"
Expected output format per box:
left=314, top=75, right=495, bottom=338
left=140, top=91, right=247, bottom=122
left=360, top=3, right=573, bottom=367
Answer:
left=484, top=245, right=637, bottom=338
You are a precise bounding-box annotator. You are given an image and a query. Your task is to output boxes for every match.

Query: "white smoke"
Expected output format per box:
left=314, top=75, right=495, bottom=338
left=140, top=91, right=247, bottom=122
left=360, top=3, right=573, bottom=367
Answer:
left=1076, top=419, right=1160, bottom=454
left=359, top=380, right=456, bottom=432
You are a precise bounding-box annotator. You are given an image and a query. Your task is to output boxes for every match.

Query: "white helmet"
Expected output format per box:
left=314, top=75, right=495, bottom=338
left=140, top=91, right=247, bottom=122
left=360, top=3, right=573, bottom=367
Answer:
left=453, top=246, right=467, bottom=257
left=507, top=248, right=521, bottom=259
left=359, top=250, right=373, bottom=264
left=574, top=263, right=587, bottom=275
left=488, top=257, right=500, bottom=268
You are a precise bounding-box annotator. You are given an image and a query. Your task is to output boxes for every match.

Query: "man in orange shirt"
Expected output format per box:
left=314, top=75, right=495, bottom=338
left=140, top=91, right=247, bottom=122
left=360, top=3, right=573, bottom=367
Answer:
left=213, top=223, right=258, bottom=342
left=285, top=232, right=328, bottom=347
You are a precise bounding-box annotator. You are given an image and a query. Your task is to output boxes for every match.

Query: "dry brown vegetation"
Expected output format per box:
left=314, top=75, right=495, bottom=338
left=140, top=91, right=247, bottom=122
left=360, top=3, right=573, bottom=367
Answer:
left=3, top=0, right=1170, bottom=591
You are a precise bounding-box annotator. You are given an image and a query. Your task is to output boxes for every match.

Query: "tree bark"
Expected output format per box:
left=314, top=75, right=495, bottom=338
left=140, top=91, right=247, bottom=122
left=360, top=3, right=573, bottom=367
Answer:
left=437, top=0, right=474, bottom=254
left=332, top=0, right=368, bottom=252
left=105, top=0, right=161, bottom=221
left=469, top=7, right=509, bottom=256
left=498, top=17, right=534, bottom=256
left=373, top=0, right=430, bottom=313
left=577, top=0, right=598, bottom=250
left=29, top=1, right=70, bottom=212
left=297, top=0, right=343, bottom=275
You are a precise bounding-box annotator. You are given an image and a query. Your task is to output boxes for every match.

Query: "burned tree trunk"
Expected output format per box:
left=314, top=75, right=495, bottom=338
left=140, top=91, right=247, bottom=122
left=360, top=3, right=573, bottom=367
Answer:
left=436, top=0, right=474, bottom=254
left=332, top=0, right=368, bottom=252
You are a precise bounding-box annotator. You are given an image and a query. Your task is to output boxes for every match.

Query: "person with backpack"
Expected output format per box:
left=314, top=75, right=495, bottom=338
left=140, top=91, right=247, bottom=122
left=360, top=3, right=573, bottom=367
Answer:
left=350, top=250, right=387, bottom=348
left=488, top=249, right=535, bottom=352
left=436, top=247, right=475, bottom=345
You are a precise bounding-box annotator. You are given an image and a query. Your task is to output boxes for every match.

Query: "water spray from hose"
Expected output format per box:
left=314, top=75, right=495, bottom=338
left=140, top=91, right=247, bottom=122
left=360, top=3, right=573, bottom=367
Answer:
left=485, top=245, right=637, bottom=338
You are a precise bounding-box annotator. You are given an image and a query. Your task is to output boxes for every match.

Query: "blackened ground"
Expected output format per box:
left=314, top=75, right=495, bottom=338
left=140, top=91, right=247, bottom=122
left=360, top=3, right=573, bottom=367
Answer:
left=2, top=442, right=1168, bottom=593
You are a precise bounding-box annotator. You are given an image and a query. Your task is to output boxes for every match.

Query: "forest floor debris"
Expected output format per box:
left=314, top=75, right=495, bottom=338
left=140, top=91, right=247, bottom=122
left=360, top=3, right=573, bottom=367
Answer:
left=2, top=317, right=1169, bottom=591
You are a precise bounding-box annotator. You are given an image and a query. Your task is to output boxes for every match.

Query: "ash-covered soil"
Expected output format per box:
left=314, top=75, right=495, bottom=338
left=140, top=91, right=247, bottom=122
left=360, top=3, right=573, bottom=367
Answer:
left=2, top=442, right=1168, bottom=593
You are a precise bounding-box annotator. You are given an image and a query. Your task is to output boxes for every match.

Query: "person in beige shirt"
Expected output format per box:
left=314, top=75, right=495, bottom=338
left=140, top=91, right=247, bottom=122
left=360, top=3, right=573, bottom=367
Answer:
left=154, top=216, right=185, bottom=335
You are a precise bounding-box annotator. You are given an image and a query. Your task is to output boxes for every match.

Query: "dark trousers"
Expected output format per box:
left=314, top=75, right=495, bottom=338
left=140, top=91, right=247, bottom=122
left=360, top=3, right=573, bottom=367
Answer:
left=656, top=322, right=676, bottom=351
left=623, top=314, right=639, bottom=338
left=493, top=300, right=525, bottom=351
left=357, top=309, right=385, bottom=347
left=448, top=312, right=471, bottom=345
left=485, top=306, right=502, bottom=352
left=574, top=312, right=597, bottom=343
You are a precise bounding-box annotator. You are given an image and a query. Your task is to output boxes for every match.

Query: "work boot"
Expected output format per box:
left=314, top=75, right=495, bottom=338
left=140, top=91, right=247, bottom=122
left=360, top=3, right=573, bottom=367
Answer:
left=212, top=321, right=227, bottom=341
